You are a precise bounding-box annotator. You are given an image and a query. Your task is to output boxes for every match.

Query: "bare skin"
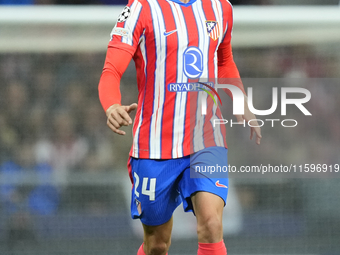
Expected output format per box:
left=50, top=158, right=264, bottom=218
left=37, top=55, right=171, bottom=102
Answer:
left=191, top=192, right=225, bottom=243
left=106, top=103, right=137, bottom=135
left=142, top=217, right=173, bottom=255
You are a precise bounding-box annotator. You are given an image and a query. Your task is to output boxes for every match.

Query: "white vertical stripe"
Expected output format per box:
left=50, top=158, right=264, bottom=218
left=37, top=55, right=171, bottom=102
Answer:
left=195, top=0, right=209, bottom=79
left=169, top=2, right=188, bottom=158
left=132, top=35, right=147, bottom=157
left=148, top=0, right=166, bottom=159
left=192, top=0, right=209, bottom=151
left=123, top=1, right=142, bottom=46
left=212, top=0, right=224, bottom=46
left=193, top=92, right=206, bottom=151
left=211, top=103, right=224, bottom=147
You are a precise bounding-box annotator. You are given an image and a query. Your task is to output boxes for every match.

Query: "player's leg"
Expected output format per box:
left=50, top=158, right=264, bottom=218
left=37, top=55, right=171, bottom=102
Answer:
left=178, top=147, right=229, bottom=255
left=191, top=191, right=224, bottom=243
left=128, top=157, right=184, bottom=255
left=137, top=217, right=173, bottom=255
left=191, top=192, right=227, bottom=255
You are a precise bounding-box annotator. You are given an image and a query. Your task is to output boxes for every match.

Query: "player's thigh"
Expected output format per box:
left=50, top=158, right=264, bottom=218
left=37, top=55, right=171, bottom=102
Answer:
left=191, top=191, right=224, bottom=222
left=129, top=157, right=184, bottom=226
left=178, top=146, right=229, bottom=214
left=142, top=216, right=173, bottom=247
left=191, top=191, right=225, bottom=243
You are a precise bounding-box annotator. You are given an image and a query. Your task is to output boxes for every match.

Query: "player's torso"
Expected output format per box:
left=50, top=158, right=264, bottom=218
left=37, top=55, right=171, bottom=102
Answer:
left=130, top=0, right=230, bottom=159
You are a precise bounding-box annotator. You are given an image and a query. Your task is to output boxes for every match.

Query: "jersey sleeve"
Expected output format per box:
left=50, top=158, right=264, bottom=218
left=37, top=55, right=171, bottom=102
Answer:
left=218, top=1, right=246, bottom=98
left=98, top=0, right=145, bottom=112
left=219, top=0, right=234, bottom=50
left=108, top=0, right=145, bottom=56
left=98, top=47, right=132, bottom=112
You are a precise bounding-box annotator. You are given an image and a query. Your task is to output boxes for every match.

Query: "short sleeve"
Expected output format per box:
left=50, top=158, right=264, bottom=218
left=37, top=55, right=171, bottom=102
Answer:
left=108, top=0, right=145, bottom=56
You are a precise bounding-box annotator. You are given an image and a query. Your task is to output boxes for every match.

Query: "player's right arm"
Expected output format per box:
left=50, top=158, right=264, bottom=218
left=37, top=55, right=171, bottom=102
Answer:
left=99, top=47, right=137, bottom=135
left=98, top=0, right=145, bottom=135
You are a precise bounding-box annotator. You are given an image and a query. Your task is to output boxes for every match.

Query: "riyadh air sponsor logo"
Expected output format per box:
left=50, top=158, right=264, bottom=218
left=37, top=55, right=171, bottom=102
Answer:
left=183, top=47, right=203, bottom=79
left=215, top=180, right=228, bottom=189
left=197, top=82, right=222, bottom=115
left=197, top=82, right=222, bottom=108
left=164, top=29, right=177, bottom=37
left=167, top=82, right=215, bottom=92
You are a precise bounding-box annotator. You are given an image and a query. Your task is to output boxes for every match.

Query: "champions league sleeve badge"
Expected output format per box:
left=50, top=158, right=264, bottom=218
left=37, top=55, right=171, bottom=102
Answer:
left=117, top=6, right=131, bottom=23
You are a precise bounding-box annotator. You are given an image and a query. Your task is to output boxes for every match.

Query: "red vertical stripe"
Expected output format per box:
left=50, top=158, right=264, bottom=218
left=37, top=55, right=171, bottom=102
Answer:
left=130, top=51, right=144, bottom=157
left=134, top=2, right=154, bottom=158
left=201, top=1, right=220, bottom=149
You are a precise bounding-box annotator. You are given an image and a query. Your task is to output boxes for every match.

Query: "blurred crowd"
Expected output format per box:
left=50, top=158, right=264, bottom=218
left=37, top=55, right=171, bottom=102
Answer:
left=0, top=53, right=125, bottom=179
left=0, top=46, right=339, bottom=182
left=0, top=53, right=123, bottom=232
left=0, top=38, right=339, bottom=251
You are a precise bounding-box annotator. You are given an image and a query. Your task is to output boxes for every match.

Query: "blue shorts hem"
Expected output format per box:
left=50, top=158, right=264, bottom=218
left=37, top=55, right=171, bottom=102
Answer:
left=138, top=213, right=174, bottom=226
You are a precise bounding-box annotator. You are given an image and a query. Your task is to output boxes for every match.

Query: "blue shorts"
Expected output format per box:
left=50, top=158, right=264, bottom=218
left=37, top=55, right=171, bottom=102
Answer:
left=128, top=146, right=229, bottom=226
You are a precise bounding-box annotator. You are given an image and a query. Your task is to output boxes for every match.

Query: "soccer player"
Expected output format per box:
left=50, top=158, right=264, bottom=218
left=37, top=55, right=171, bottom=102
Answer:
left=98, top=0, right=262, bottom=254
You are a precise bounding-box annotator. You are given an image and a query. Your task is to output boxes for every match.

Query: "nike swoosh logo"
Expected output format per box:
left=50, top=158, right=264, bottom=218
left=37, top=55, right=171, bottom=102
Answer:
left=215, top=180, right=228, bottom=189
left=164, top=30, right=177, bottom=37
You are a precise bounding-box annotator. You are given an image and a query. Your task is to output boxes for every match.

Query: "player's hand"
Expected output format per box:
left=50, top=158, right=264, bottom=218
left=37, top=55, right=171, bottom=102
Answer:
left=235, top=96, right=262, bottom=145
left=106, top=103, right=138, bottom=135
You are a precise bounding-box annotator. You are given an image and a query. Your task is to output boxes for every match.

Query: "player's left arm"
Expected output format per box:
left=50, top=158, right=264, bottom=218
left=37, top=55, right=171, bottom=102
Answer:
left=217, top=3, right=262, bottom=145
left=218, top=43, right=262, bottom=145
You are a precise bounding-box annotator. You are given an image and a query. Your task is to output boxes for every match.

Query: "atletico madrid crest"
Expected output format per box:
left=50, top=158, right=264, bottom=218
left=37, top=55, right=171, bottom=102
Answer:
left=205, top=21, right=220, bottom=41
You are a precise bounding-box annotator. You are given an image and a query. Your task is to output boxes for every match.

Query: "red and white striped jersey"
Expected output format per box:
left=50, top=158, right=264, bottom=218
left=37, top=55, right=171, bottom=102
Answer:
left=110, top=0, right=235, bottom=159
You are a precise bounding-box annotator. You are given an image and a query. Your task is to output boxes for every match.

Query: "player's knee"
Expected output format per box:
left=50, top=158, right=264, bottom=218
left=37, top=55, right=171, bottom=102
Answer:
left=197, top=215, right=223, bottom=241
left=145, top=240, right=170, bottom=255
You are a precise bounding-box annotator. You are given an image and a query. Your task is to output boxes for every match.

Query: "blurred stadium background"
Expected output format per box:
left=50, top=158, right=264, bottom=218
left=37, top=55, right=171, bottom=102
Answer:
left=0, top=1, right=340, bottom=255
